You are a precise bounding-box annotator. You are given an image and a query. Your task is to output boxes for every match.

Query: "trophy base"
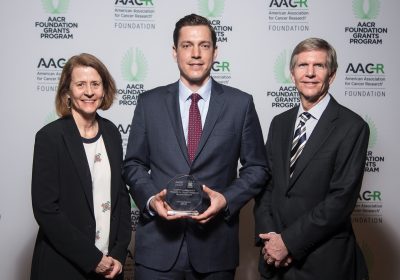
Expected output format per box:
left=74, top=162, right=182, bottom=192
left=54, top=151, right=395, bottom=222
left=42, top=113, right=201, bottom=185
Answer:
left=167, top=210, right=199, bottom=216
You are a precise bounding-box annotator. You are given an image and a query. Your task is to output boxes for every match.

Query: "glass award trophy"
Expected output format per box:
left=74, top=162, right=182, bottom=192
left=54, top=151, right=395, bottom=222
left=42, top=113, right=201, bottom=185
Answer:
left=166, top=174, right=203, bottom=216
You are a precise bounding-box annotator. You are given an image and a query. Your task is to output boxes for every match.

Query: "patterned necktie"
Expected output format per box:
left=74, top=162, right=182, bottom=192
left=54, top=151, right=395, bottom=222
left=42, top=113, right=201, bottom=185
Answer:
left=187, top=93, right=202, bottom=163
left=290, top=112, right=312, bottom=177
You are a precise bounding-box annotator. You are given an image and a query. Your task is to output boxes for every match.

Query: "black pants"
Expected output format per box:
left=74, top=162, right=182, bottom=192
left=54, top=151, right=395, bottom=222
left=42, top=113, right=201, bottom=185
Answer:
left=135, top=239, right=235, bottom=280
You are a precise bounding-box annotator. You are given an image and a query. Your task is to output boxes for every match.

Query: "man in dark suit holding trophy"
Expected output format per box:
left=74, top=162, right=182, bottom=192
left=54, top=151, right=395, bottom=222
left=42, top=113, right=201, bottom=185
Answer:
left=123, top=14, right=268, bottom=279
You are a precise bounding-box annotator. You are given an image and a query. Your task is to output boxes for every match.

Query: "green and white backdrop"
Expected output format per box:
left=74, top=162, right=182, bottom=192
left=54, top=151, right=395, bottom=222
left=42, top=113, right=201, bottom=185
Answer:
left=0, top=0, right=398, bottom=279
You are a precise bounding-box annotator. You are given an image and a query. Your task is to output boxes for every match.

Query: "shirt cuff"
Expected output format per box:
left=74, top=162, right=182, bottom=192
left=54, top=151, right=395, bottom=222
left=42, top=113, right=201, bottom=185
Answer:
left=146, top=195, right=156, bottom=216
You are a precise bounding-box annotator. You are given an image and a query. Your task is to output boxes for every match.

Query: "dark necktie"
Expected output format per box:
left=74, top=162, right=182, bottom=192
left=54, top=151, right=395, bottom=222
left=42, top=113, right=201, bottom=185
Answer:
left=187, top=93, right=202, bottom=163
left=290, top=112, right=312, bottom=177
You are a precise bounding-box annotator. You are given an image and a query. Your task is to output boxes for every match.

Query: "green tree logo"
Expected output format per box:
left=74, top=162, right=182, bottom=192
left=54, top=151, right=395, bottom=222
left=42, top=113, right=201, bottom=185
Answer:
left=121, top=48, right=148, bottom=82
left=274, top=50, right=292, bottom=84
left=198, top=0, right=225, bottom=17
left=365, top=115, right=377, bottom=149
left=41, top=0, right=69, bottom=14
left=352, top=0, right=380, bottom=20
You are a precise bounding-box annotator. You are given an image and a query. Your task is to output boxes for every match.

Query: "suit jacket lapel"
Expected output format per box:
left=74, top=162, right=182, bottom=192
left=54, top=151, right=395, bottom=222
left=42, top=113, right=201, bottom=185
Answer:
left=164, top=82, right=190, bottom=166
left=163, top=79, right=226, bottom=165
left=62, top=116, right=94, bottom=215
left=288, top=97, right=339, bottom=189
left=194, top=79, right=225, bottom=162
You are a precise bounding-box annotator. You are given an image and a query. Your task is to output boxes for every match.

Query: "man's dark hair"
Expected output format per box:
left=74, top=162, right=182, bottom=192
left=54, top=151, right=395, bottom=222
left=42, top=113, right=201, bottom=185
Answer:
left=173, top=13, right=217, bottom=48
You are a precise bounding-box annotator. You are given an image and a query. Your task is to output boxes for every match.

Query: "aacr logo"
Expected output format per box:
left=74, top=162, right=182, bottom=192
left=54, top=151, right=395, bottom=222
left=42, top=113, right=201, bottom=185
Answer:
left=358, top=191, right=381, bottom=201
left=352, top=0, right=380, bottom=20
left=115, top=0, right=153, bottom=5
left=121, top=48, right=148, bottom=82
left=41, top=0, right=69, bottom=14
left=364, top=115, right=377, bottom=149
left=274, top=50, right=291, bottom=84
left=37, top=58, right=66, bottom=69
left=118, top=124, right=131, bottom=134
left=269, top=0, right=308, bottom=8
left=198, top=0, right=225, bottom=17
left=212, top=61, right=230, bottom=72
left=345, top=63, right=384, bottom=74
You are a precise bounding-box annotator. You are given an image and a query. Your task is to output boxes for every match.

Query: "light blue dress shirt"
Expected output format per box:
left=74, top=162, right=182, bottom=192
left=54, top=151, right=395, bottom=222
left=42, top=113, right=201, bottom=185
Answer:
left=178, top=78, right=211, bottom=144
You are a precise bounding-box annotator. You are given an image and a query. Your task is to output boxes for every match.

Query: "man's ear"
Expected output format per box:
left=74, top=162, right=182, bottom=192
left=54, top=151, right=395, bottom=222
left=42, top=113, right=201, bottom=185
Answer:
left=328, top=71, right=337, bottom=85
left=172, top=45, right=177, bottom=61
left=213, top=45, right=218, bottom=60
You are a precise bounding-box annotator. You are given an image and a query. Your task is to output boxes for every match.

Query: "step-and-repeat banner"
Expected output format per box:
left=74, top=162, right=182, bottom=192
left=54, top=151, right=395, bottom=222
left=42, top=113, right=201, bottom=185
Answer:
left=0, top=1, right=399, bottom=279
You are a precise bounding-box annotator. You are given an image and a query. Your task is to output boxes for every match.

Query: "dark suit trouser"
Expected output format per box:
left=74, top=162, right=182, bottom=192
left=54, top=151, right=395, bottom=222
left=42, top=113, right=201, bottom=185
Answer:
left=135, top=238, right=235, bottom=280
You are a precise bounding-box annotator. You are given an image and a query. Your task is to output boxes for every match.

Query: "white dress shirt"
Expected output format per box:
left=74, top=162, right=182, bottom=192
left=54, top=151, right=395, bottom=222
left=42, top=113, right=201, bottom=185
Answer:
left=295, top=93, right=331, bottom=138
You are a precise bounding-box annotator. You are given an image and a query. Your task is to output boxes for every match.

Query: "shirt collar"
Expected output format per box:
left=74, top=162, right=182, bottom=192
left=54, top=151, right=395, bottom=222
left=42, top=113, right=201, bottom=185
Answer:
left=178, top=78, right=212, bottom=103
left=298, top=93, right=331, bottom=120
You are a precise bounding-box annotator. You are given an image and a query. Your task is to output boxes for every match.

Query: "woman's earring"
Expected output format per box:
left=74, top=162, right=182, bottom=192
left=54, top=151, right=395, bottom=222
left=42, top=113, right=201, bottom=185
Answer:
left=67, top=97, right=71, bottom=109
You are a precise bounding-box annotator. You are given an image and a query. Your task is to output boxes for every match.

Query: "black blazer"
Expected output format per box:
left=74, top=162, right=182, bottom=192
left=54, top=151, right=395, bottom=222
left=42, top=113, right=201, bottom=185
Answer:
left=123, top=79, right=268, bottom=273
left=31, top=115, right=131, bottom=280
left=254, top=97, right=369, bottom=280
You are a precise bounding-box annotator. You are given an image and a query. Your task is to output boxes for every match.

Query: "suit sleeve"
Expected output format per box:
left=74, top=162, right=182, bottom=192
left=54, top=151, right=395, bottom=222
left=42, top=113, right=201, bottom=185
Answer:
left=282, top=120, right=370, bottom=260
left=222, top=96, right=269, bottom=218
left=253, top=117, right=276, bottom=245
left=122, top=95, right=158, bottom=217
left=31, top=129, right=103, bottom=273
